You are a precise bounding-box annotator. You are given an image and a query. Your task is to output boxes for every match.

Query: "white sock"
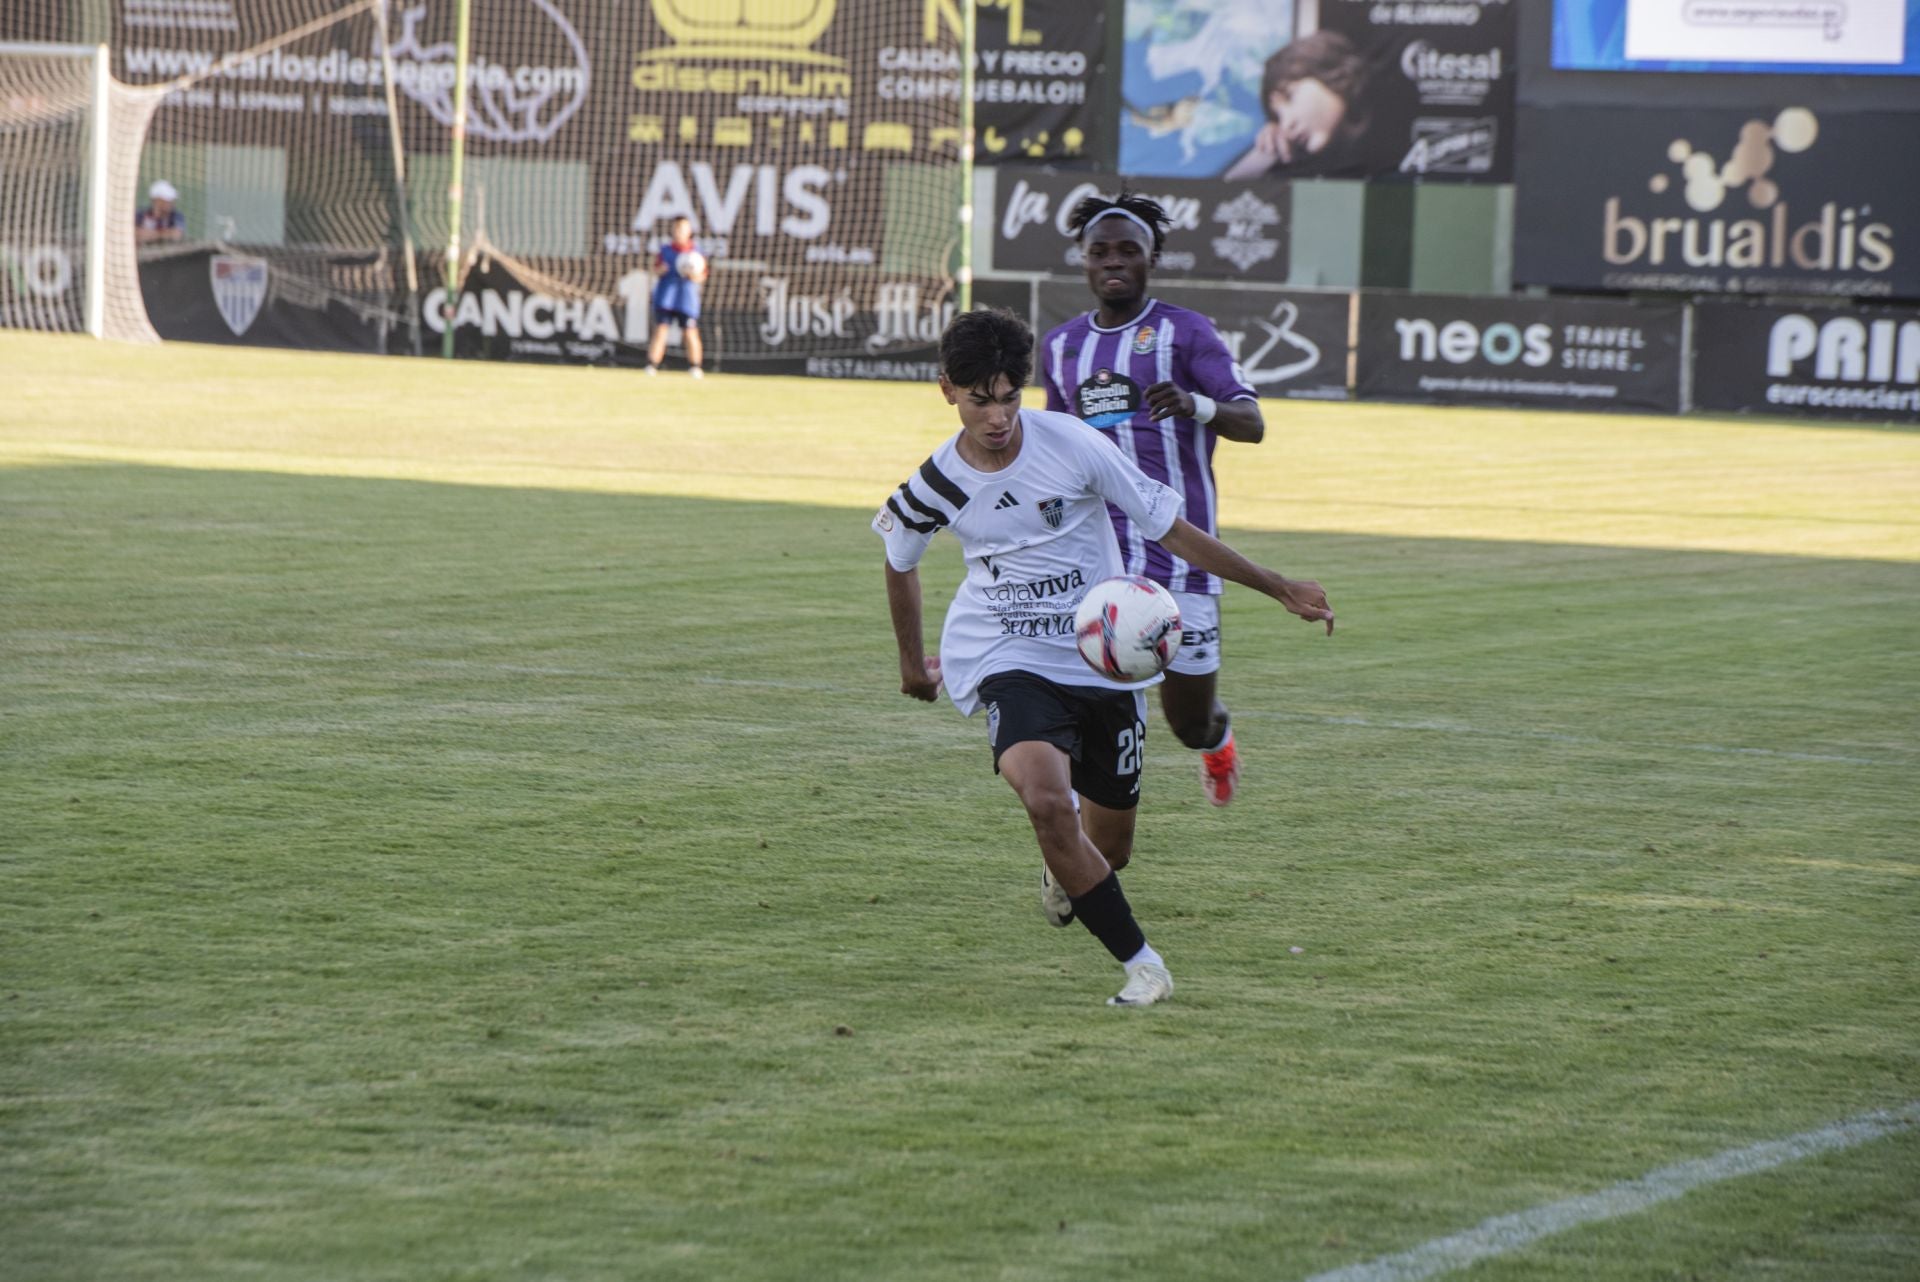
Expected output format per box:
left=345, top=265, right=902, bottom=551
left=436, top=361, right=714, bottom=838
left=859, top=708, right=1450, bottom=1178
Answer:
left=1124, top=943, right=1164, bottom=971
left=1200, top=722, right=1232, bottom=754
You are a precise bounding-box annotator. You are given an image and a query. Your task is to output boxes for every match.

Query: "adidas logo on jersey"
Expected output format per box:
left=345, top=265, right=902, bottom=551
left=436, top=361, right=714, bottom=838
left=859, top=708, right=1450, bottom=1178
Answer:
left=993, top=491, right=1020, bottom=509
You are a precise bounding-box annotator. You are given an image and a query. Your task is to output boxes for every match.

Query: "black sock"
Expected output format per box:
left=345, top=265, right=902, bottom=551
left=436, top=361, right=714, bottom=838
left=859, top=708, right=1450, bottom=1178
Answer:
left=1070, top=871, right=1148, bottom=964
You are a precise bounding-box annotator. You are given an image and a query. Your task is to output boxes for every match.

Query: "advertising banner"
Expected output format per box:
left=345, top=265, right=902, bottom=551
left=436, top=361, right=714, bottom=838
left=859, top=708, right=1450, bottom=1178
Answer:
left=1355, top=292, right=1684, bottom=413
left=1515, top=105, right=1920, bottom=300
left=1118, top=0, right=1299, bottom=180
left=113, top=1, right=1101, bottom=163
left=0, top=241, right=83, bottom=334
left=140, top=246, right=385, bottom=353
left=106, top=0, right=982, bottom=368
left=957, top=0, right=1108, bottom=167
left=1551, top=0, right=1920, bottom=77
left=420, top=252, right=957, bottom=380
left=1313, top=0, right=1515, bottom=182
left=116, top=1, right=599, bottom=156
left=607, top=1, right=962, bottom=279
left=417, top=254, right=651, bottom=367
left=698, top=269, right=954, bottom=380
left=1037, top=281, right=1350, bottom=401
left=993, top=167, right=1291, bottom=281
left=1692, top=302, right=1920, bottom=423
left=1119, top=0, right=1514, bottom=182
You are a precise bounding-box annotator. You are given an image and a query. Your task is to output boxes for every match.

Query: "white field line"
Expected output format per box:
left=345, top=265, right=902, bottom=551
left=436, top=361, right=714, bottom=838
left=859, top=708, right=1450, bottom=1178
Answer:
left=1300, top=1101, right=1920, bottom=1282
left=692, top=678, right=1896, bottom=766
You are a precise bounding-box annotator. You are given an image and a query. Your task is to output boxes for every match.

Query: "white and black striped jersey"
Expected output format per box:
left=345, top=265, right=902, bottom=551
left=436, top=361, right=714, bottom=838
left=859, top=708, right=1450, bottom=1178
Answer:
left=873, top=407, right=1183, bottom=716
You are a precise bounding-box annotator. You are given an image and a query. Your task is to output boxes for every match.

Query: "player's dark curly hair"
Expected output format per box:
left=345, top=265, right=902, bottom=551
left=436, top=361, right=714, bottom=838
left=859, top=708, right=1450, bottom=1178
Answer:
left=1065, top=190, right=1171, bottom=258
left=940, top=306, right=1033, bottom=392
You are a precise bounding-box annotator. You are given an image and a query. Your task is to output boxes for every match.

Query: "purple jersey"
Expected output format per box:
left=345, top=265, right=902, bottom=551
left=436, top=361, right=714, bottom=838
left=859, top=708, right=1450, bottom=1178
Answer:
left=1041, top=299, right=1257, bottom=595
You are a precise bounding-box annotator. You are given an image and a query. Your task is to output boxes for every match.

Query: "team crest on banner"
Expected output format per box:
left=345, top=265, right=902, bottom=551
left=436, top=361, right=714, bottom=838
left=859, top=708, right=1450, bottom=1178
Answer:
left=1039, top=497, right=1065, bottom=529
left=209, top=255, right=268, bottom=336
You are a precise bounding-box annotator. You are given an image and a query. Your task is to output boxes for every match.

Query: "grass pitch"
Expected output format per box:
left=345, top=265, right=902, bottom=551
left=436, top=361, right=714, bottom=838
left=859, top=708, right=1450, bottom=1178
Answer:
left=3, top=332, right=1917, bottom=1281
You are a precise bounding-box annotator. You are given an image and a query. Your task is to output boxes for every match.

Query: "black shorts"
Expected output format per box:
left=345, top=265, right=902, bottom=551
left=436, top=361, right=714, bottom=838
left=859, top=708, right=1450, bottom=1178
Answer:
left=655, top=309, right=699, bottom=330
left=978, top=671, right=1148, bottom=811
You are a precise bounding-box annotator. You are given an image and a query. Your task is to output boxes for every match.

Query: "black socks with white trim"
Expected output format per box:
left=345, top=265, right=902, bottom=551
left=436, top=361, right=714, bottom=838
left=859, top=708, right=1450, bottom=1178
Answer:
left=1069, top=871, right=1148, bottom=964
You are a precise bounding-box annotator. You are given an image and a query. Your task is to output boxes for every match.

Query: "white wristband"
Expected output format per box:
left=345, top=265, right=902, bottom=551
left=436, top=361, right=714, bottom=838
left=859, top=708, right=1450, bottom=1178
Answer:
left=1190, top=393, right=1217, bottom=425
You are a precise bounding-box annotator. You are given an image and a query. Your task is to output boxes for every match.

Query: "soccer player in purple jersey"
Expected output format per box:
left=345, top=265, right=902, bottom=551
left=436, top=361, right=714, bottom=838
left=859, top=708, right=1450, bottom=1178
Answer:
left=1041, top=191, right=1265, bottom=806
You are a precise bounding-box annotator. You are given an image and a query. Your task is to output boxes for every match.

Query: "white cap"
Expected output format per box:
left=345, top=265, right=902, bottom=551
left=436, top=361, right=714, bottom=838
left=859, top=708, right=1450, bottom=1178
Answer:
left=149, top=179, right=178, bottom=202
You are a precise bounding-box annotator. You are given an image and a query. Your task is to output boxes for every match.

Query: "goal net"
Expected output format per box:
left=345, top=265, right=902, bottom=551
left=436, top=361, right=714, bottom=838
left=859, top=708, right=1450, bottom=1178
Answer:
left=449, top=0, right=969, bottom=374
left=0, top=41, right=160, bottom=341
left=2, top=1, right=411, bottom=348
left=2, top=1, right=968, bottom=372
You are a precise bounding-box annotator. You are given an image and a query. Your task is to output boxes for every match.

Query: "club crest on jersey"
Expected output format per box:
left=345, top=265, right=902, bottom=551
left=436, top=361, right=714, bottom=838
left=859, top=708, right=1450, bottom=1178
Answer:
left=1038, top=497, right=1065, bottom=529
left=1131, top=324, right=1158, bottom=355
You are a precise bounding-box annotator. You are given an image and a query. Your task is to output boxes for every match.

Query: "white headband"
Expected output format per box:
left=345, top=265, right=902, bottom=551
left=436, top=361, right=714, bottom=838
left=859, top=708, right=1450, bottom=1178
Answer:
left=1079, top=206, right=1156, bottom=245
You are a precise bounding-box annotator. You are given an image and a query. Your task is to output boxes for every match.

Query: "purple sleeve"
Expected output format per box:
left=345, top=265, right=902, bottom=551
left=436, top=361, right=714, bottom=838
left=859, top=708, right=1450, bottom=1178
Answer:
left=1185, top=316, right=1258, bottom=402
left=1041, top=331, right=1068, bottom=413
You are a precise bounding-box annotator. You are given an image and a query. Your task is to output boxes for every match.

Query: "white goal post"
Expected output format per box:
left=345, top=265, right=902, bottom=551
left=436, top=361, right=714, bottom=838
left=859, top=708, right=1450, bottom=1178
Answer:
left=0, top=40, right=161, bottom=342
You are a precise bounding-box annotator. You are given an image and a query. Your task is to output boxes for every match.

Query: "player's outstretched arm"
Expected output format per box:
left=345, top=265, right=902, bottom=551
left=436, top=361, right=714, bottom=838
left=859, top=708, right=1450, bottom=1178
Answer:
left=1142, top=382, right=1264, bottom=443
left=884, top=563, right=943, bottom=700
left=1158, top=518, right=1334, bottom=634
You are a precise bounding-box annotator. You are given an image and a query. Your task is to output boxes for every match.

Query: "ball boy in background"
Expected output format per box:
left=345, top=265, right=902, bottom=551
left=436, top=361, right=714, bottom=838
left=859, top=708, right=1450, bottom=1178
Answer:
left=647, top=215, right=705, bottom=378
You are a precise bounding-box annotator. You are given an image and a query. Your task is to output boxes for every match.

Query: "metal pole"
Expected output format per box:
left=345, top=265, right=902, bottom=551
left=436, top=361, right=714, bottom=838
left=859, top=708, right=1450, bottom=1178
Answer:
left=85, top=43, right=110, bottom=338
left=440, top=0, right=472, bottom=358
left=375, top=0, right=421, bottom=355
left=958, top=0, right=975, bottom=312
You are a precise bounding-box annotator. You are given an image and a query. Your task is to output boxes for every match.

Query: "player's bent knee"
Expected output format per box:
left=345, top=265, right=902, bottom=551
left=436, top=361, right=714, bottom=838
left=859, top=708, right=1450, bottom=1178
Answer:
left=1013, top=782, right=1077, bottom=832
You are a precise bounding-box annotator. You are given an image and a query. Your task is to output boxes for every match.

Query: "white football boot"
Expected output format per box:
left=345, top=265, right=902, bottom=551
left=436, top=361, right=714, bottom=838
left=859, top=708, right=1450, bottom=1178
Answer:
left=1040, top=866, right=1075, bottom=927
left=1108, top=961, right=1174, bottom=1007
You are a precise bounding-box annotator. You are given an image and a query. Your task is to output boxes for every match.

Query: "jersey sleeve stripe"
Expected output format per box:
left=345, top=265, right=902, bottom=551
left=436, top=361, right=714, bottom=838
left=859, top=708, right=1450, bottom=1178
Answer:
left=895, top=482, right=950, bottom=526
left=917, top=458, right=971, bottom=510
left=885, top=496, right=939, bottom=534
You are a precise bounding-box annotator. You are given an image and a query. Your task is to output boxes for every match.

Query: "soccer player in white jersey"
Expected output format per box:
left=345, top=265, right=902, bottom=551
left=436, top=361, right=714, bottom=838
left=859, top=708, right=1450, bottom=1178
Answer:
left=875, top=309, right=1333, bottom=1007
left=1042, top=191, right=1266, bottom=807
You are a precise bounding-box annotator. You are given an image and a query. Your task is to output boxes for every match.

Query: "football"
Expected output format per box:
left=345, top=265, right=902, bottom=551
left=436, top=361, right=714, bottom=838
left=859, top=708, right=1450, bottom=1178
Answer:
left=675, top=250, right=708, bottom=281
left=1074, top=575, right=1183, bottom=681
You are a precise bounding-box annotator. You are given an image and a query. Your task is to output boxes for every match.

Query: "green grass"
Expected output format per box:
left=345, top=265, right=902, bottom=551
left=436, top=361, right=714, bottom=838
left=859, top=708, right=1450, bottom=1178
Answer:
left=3, top=332, right=1917, bottom=1281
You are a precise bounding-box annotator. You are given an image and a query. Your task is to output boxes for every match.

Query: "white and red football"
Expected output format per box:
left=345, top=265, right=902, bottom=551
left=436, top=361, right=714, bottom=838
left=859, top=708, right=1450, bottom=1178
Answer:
left=1074, top=575, right=1182, bottom=682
